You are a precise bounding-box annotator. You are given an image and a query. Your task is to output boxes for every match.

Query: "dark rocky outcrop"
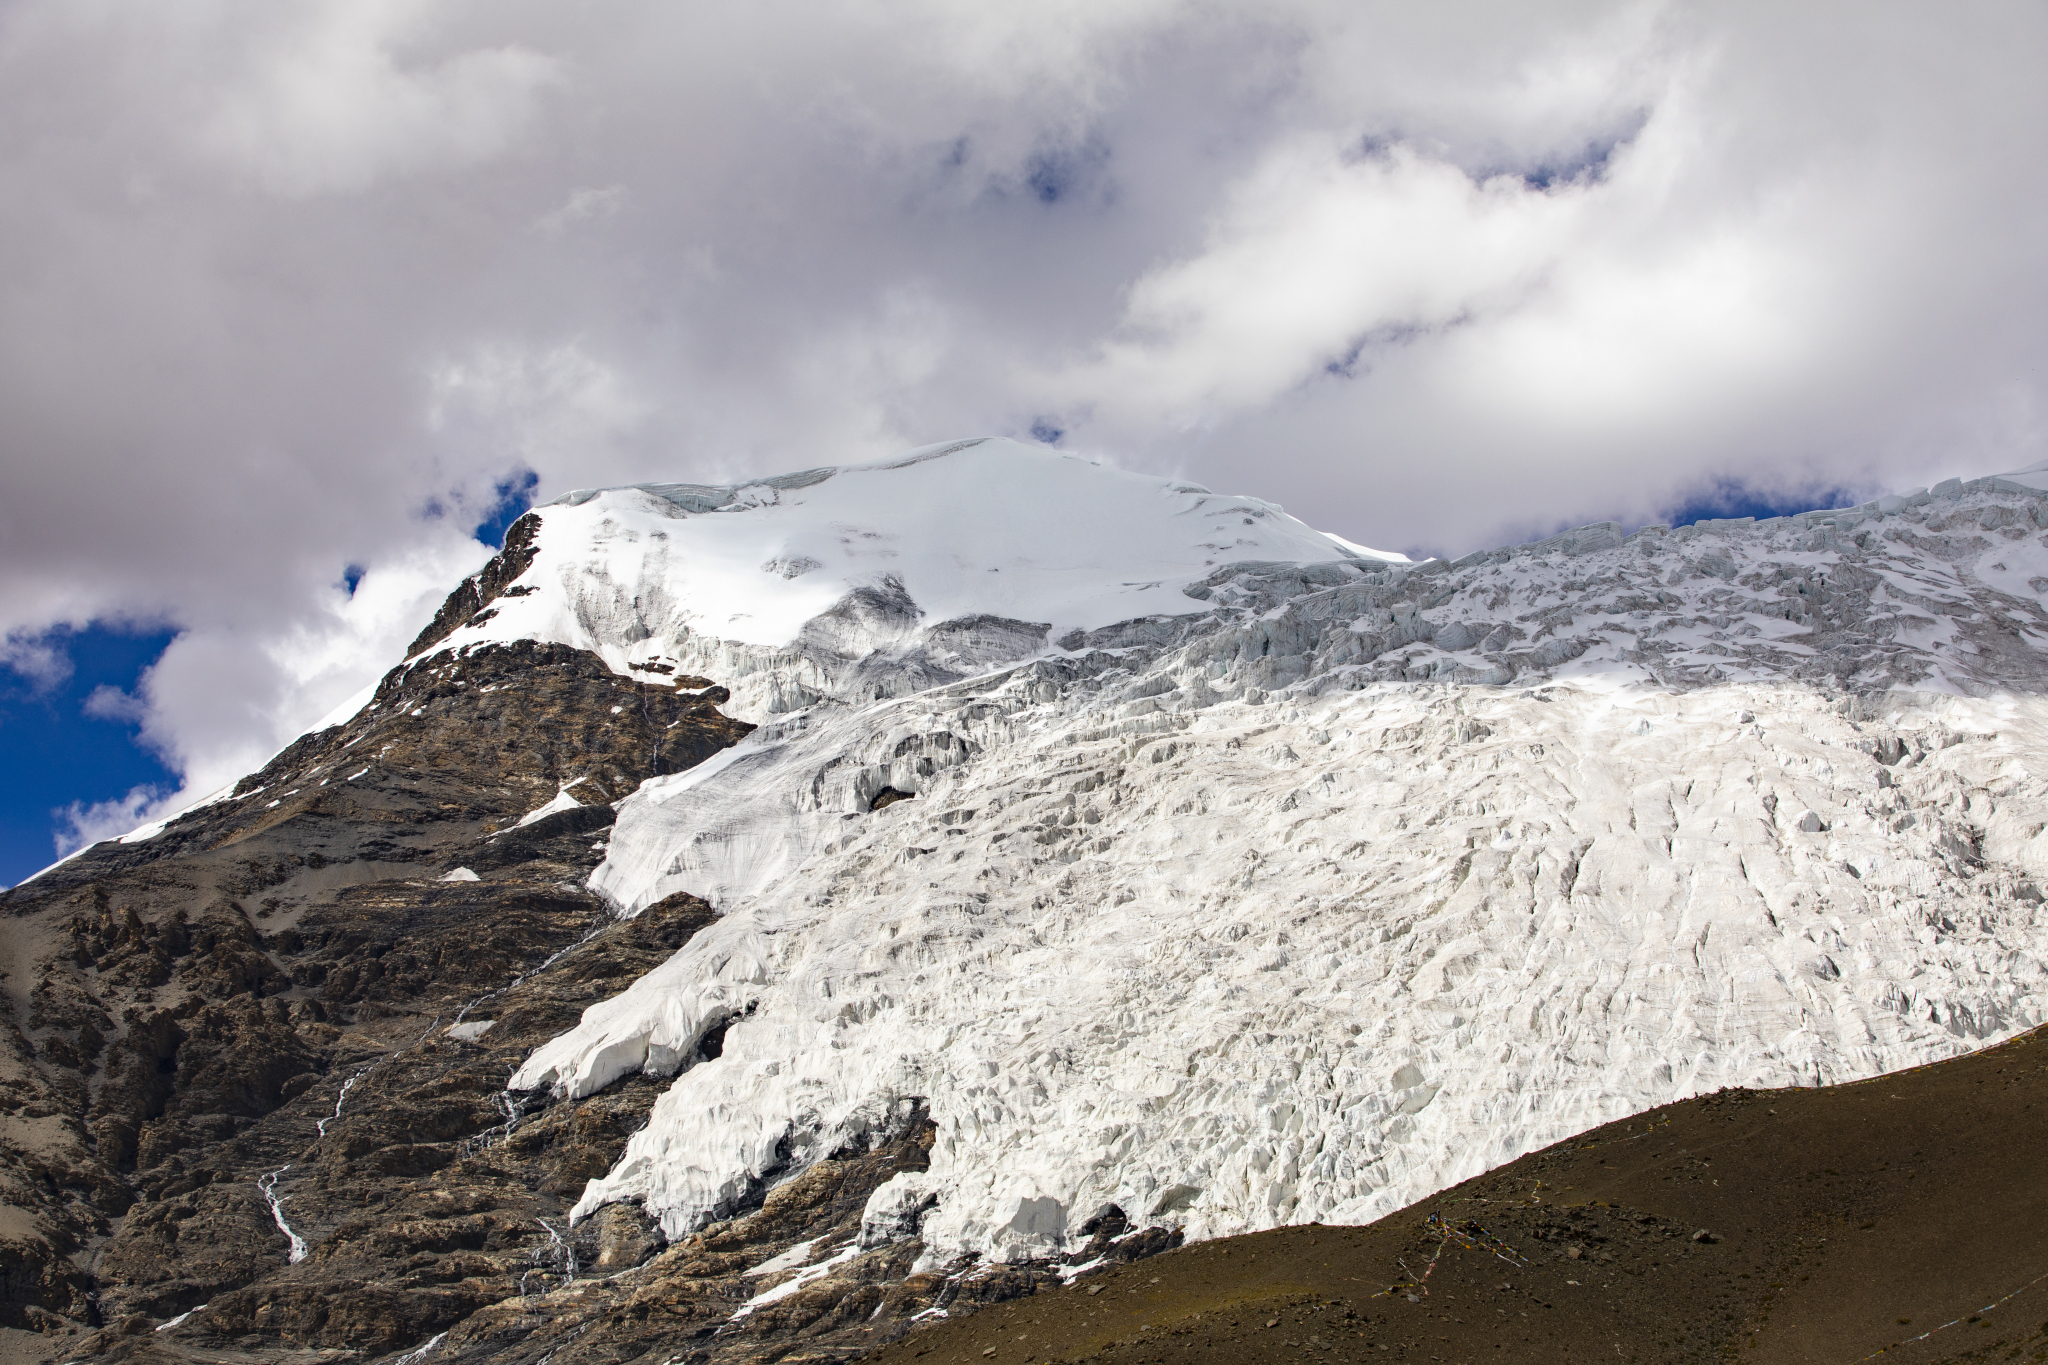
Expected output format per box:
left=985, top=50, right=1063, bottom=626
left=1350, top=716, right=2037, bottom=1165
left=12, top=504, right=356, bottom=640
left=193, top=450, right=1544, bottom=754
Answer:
left=405, top=513, right=544, bottom=661
left=0, top=635, right=752, bottom=1360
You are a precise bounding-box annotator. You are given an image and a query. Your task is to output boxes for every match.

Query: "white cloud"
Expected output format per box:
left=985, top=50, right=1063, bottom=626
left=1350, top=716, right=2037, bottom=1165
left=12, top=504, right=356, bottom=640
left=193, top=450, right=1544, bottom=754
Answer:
left=1064, top=135, right=1592, bottom=426
left=0, top=634, right=71, bottom=694
left=535, top=184, right=626, bottom=236
left=428, top=342, right=651, bottom=484
left=54, top=786, right=167, bottom=858
left=2, top=0, right=2046, bottom=822
left=81, top=684, right=148, bottom=724
left=196, top=1, right=563, bottom=197
left=127, top=532, right=493, bottom=817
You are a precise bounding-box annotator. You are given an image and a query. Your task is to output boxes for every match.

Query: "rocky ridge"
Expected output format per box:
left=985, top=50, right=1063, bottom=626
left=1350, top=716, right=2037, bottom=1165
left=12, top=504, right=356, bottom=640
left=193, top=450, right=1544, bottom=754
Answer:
left=0, top=641, right=774, bottom=1361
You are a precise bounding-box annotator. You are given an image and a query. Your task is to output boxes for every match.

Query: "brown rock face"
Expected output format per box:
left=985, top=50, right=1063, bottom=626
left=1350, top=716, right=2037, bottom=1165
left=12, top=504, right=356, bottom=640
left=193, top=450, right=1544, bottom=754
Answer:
left=0, top=623, right=756, bottom=1358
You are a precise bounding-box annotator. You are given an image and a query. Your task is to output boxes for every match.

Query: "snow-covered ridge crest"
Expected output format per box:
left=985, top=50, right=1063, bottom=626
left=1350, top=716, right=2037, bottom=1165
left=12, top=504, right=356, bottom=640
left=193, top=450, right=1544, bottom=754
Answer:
left=509, top=460, right=2048, bottom=1268
left=415, top=436, right=1403, bottom=724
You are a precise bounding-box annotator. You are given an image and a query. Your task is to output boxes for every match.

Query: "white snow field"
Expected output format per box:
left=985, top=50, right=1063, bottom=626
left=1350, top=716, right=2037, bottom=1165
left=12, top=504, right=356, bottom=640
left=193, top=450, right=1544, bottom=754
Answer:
left=423, top=441, right=2048, bottom=1265
left=417, top=436, right=1405, bottom=722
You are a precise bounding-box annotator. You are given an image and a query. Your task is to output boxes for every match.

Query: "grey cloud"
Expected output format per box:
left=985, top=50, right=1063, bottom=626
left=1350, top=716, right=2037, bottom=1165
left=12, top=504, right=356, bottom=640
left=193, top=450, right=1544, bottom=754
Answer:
left=81, top=685, right=148, bottom=724
left=2, top=0, right=2044, bottom=821
left=0, top=634, right=71, bottom=694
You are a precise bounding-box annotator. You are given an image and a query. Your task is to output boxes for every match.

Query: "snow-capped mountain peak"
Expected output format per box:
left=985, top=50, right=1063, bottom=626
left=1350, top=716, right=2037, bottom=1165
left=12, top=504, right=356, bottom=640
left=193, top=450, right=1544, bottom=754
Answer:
left=487, top=449, right=2048, bottom=1270
left=419, top=437, right=1404, bottom=710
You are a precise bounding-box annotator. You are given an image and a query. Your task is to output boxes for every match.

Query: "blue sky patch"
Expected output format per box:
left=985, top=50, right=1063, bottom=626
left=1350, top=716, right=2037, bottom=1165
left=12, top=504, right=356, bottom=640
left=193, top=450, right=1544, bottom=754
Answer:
left=1663, top=477, right=1862, bottom=529
left=0, top=624, right=179, bottom=887
left=475, top=468, right=540, bottom=548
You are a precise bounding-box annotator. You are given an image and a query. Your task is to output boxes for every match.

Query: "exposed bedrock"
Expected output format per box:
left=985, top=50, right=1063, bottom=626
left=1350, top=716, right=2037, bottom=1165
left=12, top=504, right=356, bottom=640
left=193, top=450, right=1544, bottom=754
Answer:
left=405, top=512, right=544, bottom=660
left=0, top=635, right=753, bottom=1356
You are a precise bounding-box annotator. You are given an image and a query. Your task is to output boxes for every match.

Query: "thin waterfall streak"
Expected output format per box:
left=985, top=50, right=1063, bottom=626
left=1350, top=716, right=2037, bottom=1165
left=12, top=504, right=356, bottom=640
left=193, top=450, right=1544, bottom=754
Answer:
left=522, top=1216, right=578, bottom=1297
left=389, top=1330, right=448, bottom=1365
left=316, top=1069, right=365, bottom=1139
left=257, top=1167, right=309, bottom=1264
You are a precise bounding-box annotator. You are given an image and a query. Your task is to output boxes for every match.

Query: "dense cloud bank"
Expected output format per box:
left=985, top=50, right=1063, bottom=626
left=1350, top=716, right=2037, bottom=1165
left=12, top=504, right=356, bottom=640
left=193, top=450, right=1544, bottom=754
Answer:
left=2, top=1, right=2045, bottom=850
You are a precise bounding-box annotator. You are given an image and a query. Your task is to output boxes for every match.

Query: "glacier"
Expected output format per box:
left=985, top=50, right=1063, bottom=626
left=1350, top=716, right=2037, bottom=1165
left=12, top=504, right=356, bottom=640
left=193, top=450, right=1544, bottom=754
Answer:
left=411, top=438, right=2048, bottom=1267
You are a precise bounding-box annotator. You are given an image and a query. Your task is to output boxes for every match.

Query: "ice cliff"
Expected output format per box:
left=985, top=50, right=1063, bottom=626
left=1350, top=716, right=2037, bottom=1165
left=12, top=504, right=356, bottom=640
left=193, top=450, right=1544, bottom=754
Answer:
left=415, top=439, right=2048, bottom=1266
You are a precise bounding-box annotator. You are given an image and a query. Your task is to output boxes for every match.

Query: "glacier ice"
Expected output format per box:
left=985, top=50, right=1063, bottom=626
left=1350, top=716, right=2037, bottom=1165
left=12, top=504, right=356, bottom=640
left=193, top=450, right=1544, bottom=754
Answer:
left=473, top=442, right=2048, bottom=1267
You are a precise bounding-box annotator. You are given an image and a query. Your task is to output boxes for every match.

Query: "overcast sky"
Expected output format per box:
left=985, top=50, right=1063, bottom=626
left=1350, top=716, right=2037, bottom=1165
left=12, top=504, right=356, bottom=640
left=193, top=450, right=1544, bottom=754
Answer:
left=3, top=1, right=2046, bottom=868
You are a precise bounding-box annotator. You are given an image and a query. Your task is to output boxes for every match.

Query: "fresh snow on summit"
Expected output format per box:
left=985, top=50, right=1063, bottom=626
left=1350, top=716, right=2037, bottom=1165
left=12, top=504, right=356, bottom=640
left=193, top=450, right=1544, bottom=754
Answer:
left=418, top=436, right=1405, bottom=686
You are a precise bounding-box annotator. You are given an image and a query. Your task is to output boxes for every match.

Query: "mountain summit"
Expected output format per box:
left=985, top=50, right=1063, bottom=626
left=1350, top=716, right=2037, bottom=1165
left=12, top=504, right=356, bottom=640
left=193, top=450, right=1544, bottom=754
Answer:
left=404, top=436, right=1404, bottom=706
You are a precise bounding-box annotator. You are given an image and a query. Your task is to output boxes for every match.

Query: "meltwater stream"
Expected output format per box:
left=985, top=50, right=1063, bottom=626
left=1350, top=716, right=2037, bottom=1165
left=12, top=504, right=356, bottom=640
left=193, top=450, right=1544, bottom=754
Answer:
left=241, top=912, right=622, bottom=1278
left=521, top=1217, right=578, bottom=1297
left=256, top=1166, right=309, bottom=1264
left=316, top=1068, right=365, bottom=1138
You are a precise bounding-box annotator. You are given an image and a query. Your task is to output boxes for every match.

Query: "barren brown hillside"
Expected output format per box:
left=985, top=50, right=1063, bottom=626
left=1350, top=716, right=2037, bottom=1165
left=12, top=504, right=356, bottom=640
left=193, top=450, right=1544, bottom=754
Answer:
left=872, top=1027, right=2048, bottom=1365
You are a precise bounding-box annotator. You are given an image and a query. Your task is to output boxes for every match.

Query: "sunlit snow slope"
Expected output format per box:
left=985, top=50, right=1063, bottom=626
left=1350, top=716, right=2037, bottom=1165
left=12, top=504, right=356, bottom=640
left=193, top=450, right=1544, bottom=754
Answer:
left=421, top=437, right=1401, bottom=721
left=431, top=442, right=2048, bottom=1267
